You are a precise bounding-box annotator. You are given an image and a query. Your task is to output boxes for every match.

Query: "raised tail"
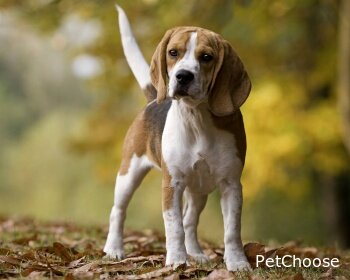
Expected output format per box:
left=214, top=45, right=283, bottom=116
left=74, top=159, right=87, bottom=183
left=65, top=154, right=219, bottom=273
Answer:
left=115, top=5, right=156, bottom=102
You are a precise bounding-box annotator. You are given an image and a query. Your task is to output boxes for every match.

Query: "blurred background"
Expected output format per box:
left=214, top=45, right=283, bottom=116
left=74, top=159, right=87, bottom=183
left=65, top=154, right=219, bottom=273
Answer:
left=0, top=0, right=349, bottom=248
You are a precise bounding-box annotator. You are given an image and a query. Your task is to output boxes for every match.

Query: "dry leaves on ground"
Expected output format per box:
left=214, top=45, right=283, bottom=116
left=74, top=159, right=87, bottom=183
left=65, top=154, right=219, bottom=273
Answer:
left=0, top=216, right=348, bottom=279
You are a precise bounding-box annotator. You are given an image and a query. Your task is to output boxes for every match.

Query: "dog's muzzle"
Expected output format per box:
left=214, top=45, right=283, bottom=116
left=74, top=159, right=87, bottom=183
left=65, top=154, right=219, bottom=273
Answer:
left=173, top=70, right=194, bottom=99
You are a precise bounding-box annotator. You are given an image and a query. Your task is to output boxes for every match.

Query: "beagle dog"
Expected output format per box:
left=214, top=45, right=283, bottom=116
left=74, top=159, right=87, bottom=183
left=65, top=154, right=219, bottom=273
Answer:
left=104, top=6, right=252, bottom=271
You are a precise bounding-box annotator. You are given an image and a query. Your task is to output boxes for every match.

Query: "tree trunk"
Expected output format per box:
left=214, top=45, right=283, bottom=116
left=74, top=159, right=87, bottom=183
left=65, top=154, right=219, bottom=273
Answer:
left=338, top=0, right=350, bottom=154
left=338, top=0, right=350, bottom=248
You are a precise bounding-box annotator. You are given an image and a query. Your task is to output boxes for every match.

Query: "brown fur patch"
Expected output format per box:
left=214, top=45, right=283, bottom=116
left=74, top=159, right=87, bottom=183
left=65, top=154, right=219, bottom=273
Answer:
left=208, top=39, right=251, bottom=116
left=161, top=163, right=174, bottom=211
left=211, top=110, right=247, bottom=165
left=196, top=30, right=222, bottom=94
left=144, top=99, right=171, bottom=166
left=166, top=31, right=191, bottom=70
left=150, top=29, right=174, bottom=103
left=119, top=111, right=148, bottom=175
left=119, top=100, right=171, bottom=175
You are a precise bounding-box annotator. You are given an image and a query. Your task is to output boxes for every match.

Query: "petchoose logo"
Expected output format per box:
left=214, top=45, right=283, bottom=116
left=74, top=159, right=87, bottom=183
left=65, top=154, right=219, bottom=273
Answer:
left=256, top=255, right=340, bottom=268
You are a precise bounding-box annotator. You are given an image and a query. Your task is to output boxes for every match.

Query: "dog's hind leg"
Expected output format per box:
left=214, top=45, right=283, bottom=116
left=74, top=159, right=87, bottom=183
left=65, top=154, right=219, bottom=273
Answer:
left=183, top=189, right=209, bottom=263
left=104, top=154, right=152, bottom=259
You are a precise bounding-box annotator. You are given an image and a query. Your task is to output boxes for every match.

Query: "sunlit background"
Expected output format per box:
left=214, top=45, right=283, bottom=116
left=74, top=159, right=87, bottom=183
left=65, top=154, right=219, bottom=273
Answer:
left=0, top=0, right=349, bottom=248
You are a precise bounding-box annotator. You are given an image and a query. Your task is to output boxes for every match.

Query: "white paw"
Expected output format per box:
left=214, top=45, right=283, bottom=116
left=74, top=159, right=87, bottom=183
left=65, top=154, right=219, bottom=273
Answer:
left=225, top=260, right=252, bottom=272
left=103, top=246, right=125, bottom=260
left=165, top=251, right=187, bottom=268
left=189, top=253, right=210, bottom=264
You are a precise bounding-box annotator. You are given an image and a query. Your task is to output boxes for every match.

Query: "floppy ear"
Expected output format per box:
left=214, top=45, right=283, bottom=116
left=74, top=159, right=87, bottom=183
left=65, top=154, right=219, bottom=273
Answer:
left=208, top=40, right=251, bottom=116
left=150, top=29, right=174, bottom=103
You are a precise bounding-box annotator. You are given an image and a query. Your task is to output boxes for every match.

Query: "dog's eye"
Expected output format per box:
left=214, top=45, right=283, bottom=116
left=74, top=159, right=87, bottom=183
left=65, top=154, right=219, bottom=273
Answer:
left=201, top=53, right=213, bottom=62
left=168, top=49, right=178, bottom=57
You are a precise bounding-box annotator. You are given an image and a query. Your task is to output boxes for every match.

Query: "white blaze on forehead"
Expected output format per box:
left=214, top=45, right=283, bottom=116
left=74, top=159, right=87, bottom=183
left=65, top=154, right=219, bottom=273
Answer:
left=184, top=32, right=198, bottom=68
left=168, top=32, right=199, bottom=98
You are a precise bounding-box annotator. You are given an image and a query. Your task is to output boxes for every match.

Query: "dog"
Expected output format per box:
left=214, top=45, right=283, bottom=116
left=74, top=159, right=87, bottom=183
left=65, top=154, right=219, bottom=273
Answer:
left=104, top=5, right=252, bottom=271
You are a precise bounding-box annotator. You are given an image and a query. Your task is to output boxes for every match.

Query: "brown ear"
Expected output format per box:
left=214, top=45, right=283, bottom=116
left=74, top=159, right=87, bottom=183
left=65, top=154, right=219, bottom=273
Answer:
left=209, top=40, right=251, bottom=116
left=150, top=29, right=174, bottom=103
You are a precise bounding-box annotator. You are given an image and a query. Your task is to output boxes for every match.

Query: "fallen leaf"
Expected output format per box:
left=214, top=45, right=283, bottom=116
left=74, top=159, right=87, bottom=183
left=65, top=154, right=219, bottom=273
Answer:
left=119, top=255, right=164, bottom=264
left=203, top=268, right=234, bottom=280
left=244, top=243, right=265, bottom=258
left=203, top=249, right=219, bottom=260
left=264, top=248, right=278, bottom=259
left=72, top=271, right=96, bottom=279
left=214, top=248, right=224, bottom=256
left=26, top=271, right=48, bottom=279
left=64, top=273, right=75, bottom=280
left=244, top=242, right=266, bottom=266
left=73, top=261, right=99, bottom=273
left=68, top=256, right=86, bottom=268
left=53, top=242, right=73, bottom=262
left=21, top=251, right=36, bottom=260
left=0, top=255, right=22, bottom=266
left=21, top=264, right=50, bottom=277
left=137, top=266, right=174, bottom=279
left=164, top=273, right=180, bottom=280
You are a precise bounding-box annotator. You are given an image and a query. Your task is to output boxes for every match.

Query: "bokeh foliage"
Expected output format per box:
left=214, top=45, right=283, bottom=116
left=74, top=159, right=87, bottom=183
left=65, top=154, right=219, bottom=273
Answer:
left=0, top=0, right=349, bottom=246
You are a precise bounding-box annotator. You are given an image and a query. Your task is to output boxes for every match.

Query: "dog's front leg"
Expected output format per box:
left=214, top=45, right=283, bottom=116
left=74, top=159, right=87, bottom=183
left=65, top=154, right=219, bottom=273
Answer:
left=162, top=168, right=187, bottom=267
left=219, top=180, right=251, bottom=271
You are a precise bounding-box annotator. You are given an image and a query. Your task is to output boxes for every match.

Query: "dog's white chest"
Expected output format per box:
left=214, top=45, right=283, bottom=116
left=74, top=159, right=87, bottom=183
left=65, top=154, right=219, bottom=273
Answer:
left=162, top=102, right=242, bottom=194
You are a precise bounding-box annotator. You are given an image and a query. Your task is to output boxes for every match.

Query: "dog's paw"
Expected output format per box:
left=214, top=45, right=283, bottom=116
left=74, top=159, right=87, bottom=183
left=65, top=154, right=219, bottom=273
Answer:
left=188, top=253, right=210, bottom=264
left=225, top=259, right=252, bottom=272
left=103, top=246, right=125, bottom=260
left=165, top=251, right=187, bottom=268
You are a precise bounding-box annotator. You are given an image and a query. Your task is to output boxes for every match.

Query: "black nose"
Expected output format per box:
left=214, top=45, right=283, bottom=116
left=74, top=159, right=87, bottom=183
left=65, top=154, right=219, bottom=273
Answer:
left=176, top=70, right=194, bottom=86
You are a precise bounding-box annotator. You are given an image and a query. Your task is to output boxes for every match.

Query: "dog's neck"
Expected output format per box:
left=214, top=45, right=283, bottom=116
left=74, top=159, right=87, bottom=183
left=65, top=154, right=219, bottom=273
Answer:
left=169, top=99, right=212, bottom=140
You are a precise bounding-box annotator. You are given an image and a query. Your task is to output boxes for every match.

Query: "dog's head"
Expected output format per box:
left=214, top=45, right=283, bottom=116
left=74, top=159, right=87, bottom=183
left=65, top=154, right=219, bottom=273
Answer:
left=150, top=27, right=251, bottom=116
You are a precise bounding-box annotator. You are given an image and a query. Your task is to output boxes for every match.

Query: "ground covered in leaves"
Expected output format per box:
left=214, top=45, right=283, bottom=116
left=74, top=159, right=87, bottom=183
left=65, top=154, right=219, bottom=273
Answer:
left=0, top=217, right=349, bottom=279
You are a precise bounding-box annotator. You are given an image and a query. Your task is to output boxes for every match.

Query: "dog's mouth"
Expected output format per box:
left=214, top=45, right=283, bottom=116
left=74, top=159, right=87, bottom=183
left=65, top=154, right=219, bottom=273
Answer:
left=171, top=83, right=204, bottom=104
left=172, top=89, right=190, bottom=100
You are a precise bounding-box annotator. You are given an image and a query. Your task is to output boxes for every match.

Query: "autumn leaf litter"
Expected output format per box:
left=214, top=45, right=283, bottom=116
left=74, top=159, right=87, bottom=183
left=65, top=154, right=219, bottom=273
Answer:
left=0, top=217, right=348, bottom=279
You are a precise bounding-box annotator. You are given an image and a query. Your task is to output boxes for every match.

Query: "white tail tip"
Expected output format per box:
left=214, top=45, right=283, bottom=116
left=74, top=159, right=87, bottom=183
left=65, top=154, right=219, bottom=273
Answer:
left=115, top=4, right=151, bottom=90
